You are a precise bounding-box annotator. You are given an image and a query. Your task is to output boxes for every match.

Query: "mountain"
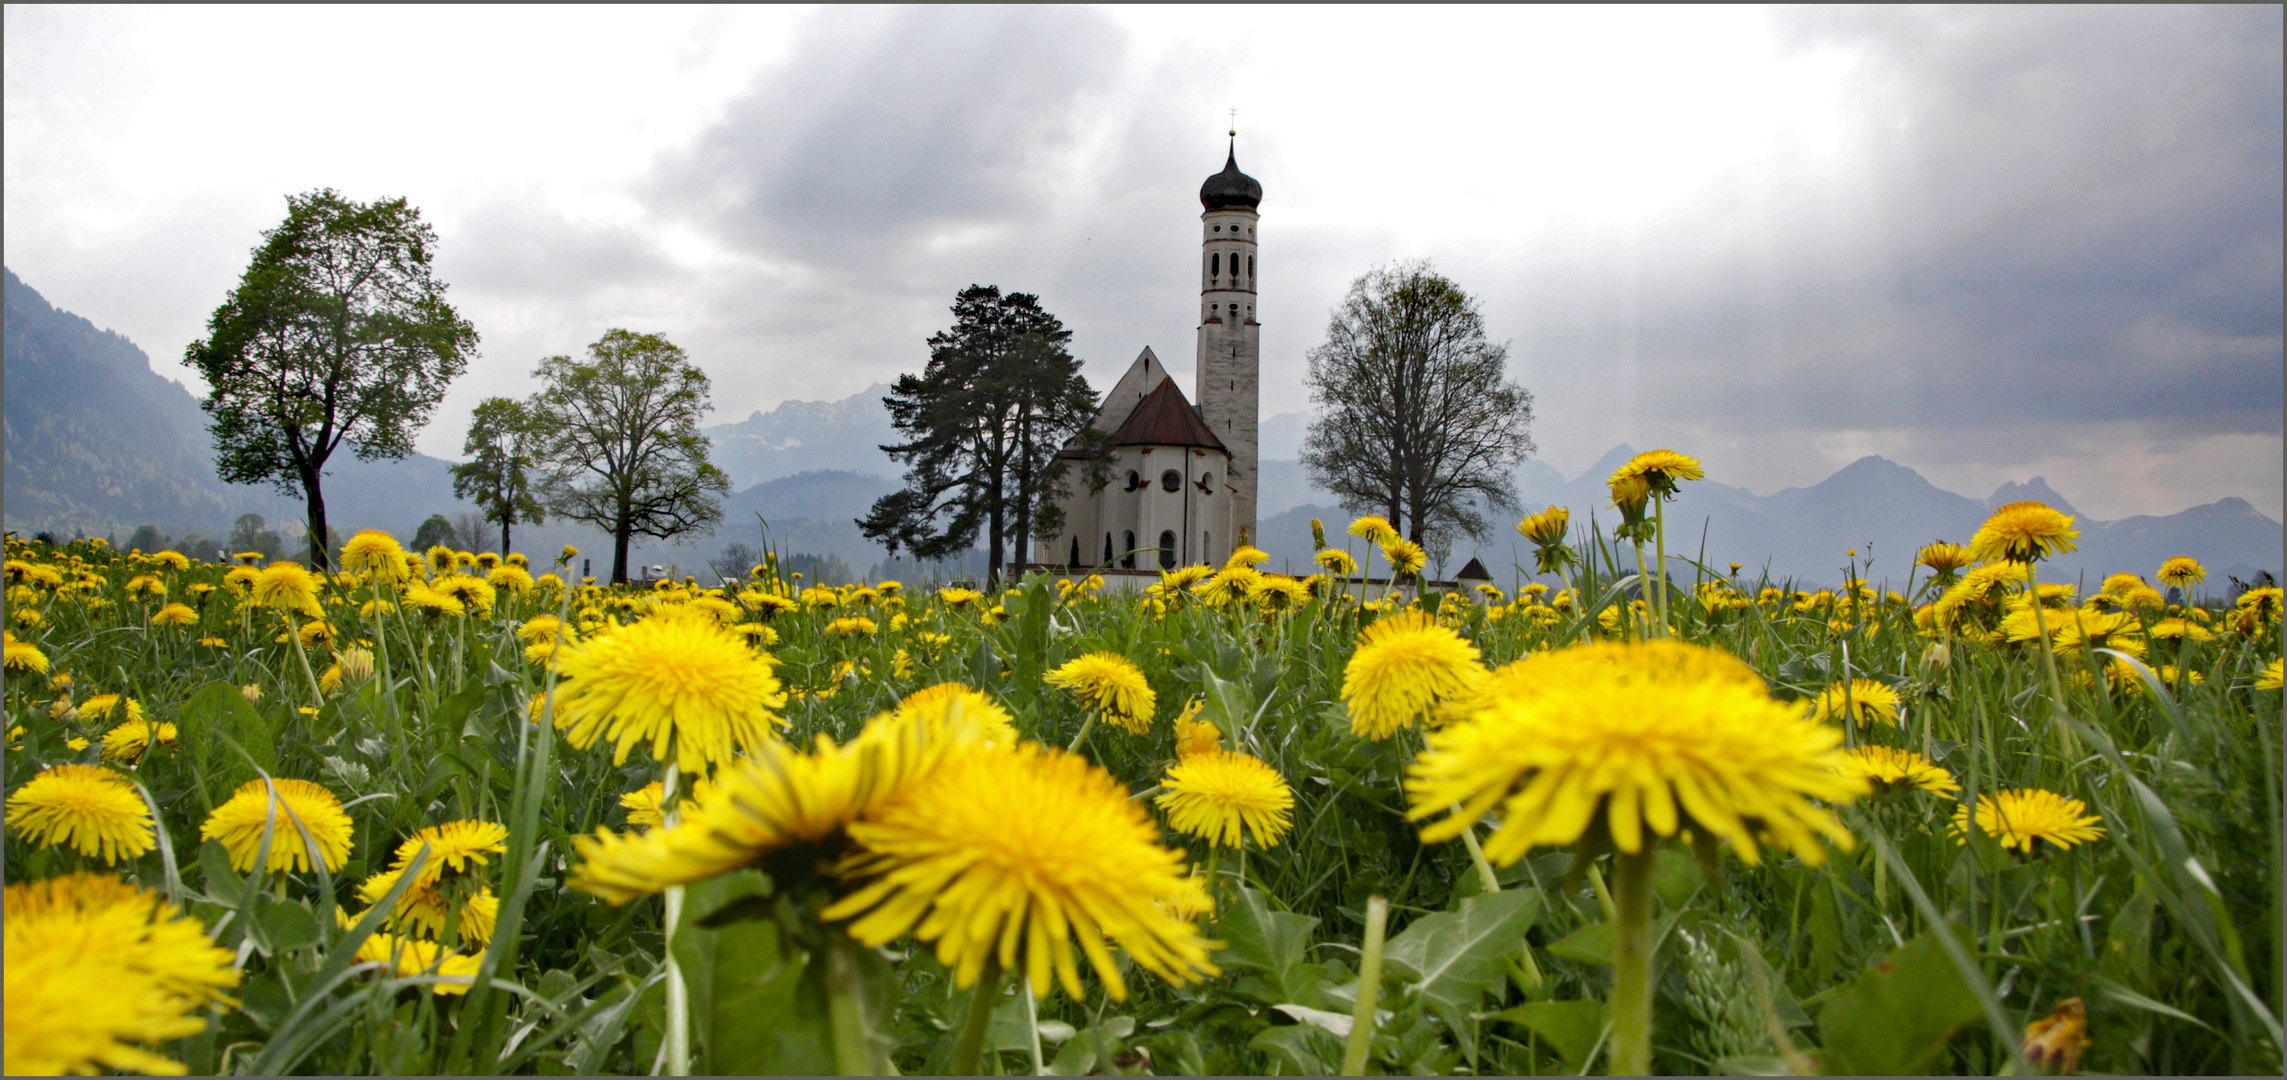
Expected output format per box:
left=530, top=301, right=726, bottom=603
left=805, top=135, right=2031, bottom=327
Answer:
left=703, top=385, right=899, bottom=489
left=3, top=267, right=470, bottom=539
left=1987, top=477, right=2083, bottom=519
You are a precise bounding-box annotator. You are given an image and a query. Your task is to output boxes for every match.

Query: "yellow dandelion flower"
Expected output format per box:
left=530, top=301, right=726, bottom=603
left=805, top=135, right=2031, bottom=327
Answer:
left=1517, top=505, right=1570, bottom=546
left=551, top=610, right=788, bottom=773
left=4, top=873, right=239, bottom=1076
left=1349, top=515, right=1400, bottom=545
left=1341, top=611, right=1484, bottom=740
left=99, top=719, right=178, bottom=765
left=487, top=564, right=535, bottom=596
left=2257, top=659, right=2281, bottom=690
left=4, top=764, right=155, bottom=863
left=77, top=693, right=143, bottom=725
left=1223, top=545, right=1269, bottom=571
left=1610, top=450, right=1704, bottom=500
left=149, top=602, right=198, bottom=627
left=517, top=614, right=563, bottom=643
left=1314, top=548, right=1358, bottom=576
left=825, top=616, right=879, bottom=637
left=1953, top=788, right=2105, bottom=855
left=1915, top=542, right=1974, bottom=577
left=355, top=868, right=500, bottom=945
left=1172, top=704, right=1222, bottom=760
left=1407, top=640, right=1864, bottom=867
left=825, top=742, right=1219, bottom=1002
left=424, top=546, right=456, bottom=575
left=1812, top=679, right=1902, bottom=727
left=1157, top=751, right=1294, bottom=848
left=616, top=779, right=718, bottom=830
left=936, top=587, right=983, bottom=608
left=894, top=683, right=1019, bottom=746
left=150, top=550, right=192, bottom=572
left=570, top=703, right=985, bottom=904
left=341, top=531, right=411, bottom=586
left=350, top=927, right=482, bottom=995
left=1381, top=538, right=1428, bottom=577
left=2157, top=556, right=2205, bottom=590
left=2146, top=616, right=2215, bottom=642
left=1837, top=746, right=1960, bottom=796
left=200, top=778, right=356, bottom=874
left=390, top=820, right=509, bottom=889
left=4, top=631, right=50, bottom=674
left=1045, top=652, right=1157, bottom=734
left=248, top=561, right=322, bottom=615
left=433, top=575, right=496, bottom=616
left=1970, top=501, right=2079, bottom=563
left=2020, top=998, right=2092, bottom=1077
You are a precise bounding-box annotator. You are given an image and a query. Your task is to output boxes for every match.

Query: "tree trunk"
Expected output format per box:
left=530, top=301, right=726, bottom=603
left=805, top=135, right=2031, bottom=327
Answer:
left=304, top=469, right=331, bottom=570
left=500, top=515, right=512, bottom=559
left=986, top=484, right=1005, bottom=590
left=612, top=493, right=634, bottom=584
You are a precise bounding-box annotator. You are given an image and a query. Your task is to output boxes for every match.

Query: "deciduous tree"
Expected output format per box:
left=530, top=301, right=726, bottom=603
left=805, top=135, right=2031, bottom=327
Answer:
left=529, top=329, right=729, bottom=583
left=186, top=189, right=477, bottom=569
left=450, top=396, right=547, bottom=556
left=1302, top=260, right=1534, bottom=545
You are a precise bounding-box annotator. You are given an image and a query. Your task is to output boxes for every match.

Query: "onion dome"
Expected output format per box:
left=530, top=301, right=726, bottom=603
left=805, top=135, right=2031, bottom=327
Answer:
left=1199, top=141, right=1262, bottom=211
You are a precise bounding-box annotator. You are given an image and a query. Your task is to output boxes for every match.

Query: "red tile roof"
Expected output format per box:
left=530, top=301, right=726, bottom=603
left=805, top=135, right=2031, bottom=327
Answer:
left=1112, top=378, right=1227, bottom=451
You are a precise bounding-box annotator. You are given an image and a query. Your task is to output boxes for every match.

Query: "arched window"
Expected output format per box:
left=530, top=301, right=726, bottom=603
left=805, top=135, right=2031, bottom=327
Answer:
left=1211, top=252, right=1221, bottom=276
left=1122, top=531, right=1136, bottom=569
left=1158, top=531, right=1177, bottom=570
left=1199, top=471, right=1214, bottom=492
left=1068, top=536, right=1080, bottom=567
left=1126, top=469, right=1142, bottom=491
left=1104, top=533, right=1114, bottom=565
left=1161, top=469, right=1181, bottom=493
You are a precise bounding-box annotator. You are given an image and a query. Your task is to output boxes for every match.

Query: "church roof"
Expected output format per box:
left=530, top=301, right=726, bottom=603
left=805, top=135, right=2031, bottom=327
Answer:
left=1114, top=377, right=1227, bottom=451
left=1200, top=142, right=1262, bottom=211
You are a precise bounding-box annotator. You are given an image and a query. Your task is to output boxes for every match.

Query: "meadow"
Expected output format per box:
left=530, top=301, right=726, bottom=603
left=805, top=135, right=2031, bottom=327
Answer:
left=5, top=459, right=2281, bottom=1076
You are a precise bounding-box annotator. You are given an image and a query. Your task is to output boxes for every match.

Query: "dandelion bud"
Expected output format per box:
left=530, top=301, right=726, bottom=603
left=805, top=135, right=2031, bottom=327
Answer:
left=2020, top=998, right=2090, bottom=1076
left=1920, top=639, right=1952, bottom=674
left=1310, top=518, right=1326, bottom=551
left=338, top=646, right=376, bottom=684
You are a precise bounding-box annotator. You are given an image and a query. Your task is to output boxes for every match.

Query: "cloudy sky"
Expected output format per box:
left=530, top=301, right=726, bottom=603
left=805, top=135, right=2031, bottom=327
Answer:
left=7, top=5, right=2280, bottom=519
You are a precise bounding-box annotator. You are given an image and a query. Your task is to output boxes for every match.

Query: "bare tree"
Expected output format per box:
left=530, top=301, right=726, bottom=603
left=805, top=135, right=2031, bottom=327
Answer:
left=1301, top=260, right=1534, bottom=543
left=450, top=511, right=492, bottom=553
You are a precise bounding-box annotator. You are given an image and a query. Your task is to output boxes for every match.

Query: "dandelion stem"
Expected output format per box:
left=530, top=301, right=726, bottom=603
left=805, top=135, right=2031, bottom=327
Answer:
left=1608, top=847, right=1657, bottom=1077
left=1340, top=894, right=1389, bottom=1076
left=1653, top=495, right=1671, bottom=636
left=1022, top=978, right=1045, bottom=1077
left=1459, top=813, right=1500, bottom=894
left=659, top=763, right=689, bottom=1077
left=1067, top=711, right=1100, bottom=755
left=950, top=960, right=1001, bottom=1077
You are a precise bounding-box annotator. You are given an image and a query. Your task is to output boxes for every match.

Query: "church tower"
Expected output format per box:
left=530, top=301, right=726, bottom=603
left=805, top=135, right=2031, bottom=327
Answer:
left=1194, top=137, right=1263, bottom=544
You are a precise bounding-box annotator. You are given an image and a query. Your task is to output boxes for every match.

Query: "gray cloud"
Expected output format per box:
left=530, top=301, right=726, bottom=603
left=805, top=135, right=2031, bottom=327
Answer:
left=1551, top=6, right=2286, bottom=435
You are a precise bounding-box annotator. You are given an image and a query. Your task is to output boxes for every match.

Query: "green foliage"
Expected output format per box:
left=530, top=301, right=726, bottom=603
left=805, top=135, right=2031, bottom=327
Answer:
left=185, top=189, right=477, bottom=568
left=450, top=397, right=548, bottom=556
left=528, top=329, right=730, bottom=584
left=1816, top=929, right=1986, bottom=1075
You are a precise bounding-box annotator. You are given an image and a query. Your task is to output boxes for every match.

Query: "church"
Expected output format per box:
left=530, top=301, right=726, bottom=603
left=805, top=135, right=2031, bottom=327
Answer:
left=1041, top=142, right=1263, bottom=573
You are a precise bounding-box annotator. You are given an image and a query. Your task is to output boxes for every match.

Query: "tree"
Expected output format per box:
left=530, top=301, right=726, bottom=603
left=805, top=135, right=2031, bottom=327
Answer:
left=450, top=512, right=492, bottom=553
left=859, top=286, right=1104, bottom=584
left=530, top=329, right=730, bottom=584
left=228, top=513, right=283, bottom=560
left=1301, top=260, right=1535, bottom=544
left=450, top=396, right=546, bottom=556
left=411, top=514, right=457, bottom=552
left=186, top=189, right=479, bottom=569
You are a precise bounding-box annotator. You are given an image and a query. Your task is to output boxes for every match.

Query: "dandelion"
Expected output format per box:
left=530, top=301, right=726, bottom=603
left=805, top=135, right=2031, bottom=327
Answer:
left=1046, top=651, right=1157, bottom=737
left=2157, top=556, right=2205, bottom=590
left=2020, top=998, right=2092, bottom=1076
left=434, top=575, right=497, bottom=616
left=1812, top=679, right=1902, bottom=727
left=4, top=764, right=155, bottom=863
left=350, top=927, right=482, bottom=995
left=825, top=616, right=878, bottom=637
left=893, top=683, right=1019, bottom=746
left=1609, top=449, right=1704, bottom=500
left=1341, top=611, right=1483, bottom=740
left=389, top=820, right=509, bottom=890
left=1954, top=789, right=2106, bottom=855
left=826, top=741, right=1218, bottom=1004
left=200, top=778, right=356, bottom=874
left=78, top=693, right=143, bottom=725
left=2258, top=659, right=2281, bottom=691
left=1349, top=514, right=1399, bottom=545
left=4, top=873, right=239, bottom=1076
left=99, top=719, right=178, bottom=765
left=1382, top=537, right=1428, bottom=577
left=149, top=602, right=198, bottom=627
left=341, top=530, right=411, bottom=585
left=248, top=561, right=323, bottom=615
left=1314, top=548, right=1357, bottom=576
left=570, top=703, right=989, bottom=903
left=1172, top=703, right=1221, bottom=759
left=1970, top=501, right=2079, bottom=563
left=4, top=631, right=49, bottom=674
left=149, top=550, right=192, bottom=572
left=355, top=867, right=501, bottom=945
left=1247, top=574, right=1312, bottom=613
left=487, top=564, right=535, bottom=596
left=551, top=611, right=787, bottom=774
left=1915, top=542, right=1974, bottom=579
left=1157, top=751, right=1294, bottom=848
left=1838, top=746, right=1960, bottom=796
left=1406, top=638, right=1861, bottom=1076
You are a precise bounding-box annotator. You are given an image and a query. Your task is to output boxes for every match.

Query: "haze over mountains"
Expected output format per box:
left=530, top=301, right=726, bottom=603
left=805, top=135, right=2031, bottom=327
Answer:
left=6, top=267, right=2277, bottom=588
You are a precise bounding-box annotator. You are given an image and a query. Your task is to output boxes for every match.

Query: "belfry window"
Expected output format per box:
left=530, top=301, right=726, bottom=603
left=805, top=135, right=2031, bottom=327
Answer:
left=1248, top=255, right=1254, bottom=276
left=1161, top=469, right=1181, bottom=493
left=1211, top=252, right=1220, bottom=276
left=1122, top=531, right=1136, bottom=569
left=1158, top=531, right=1177, bottom=569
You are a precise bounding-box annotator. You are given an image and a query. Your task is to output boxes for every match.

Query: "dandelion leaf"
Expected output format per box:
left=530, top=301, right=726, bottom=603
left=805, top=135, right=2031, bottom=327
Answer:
left=1491, top=999, right=1605, bottom=1072
left=1815, top=928, right=1983, bottom=1075
left=1213, top=886, right=1321, bottom=1003
left=1381, top=888, right=1542, bottom=1064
